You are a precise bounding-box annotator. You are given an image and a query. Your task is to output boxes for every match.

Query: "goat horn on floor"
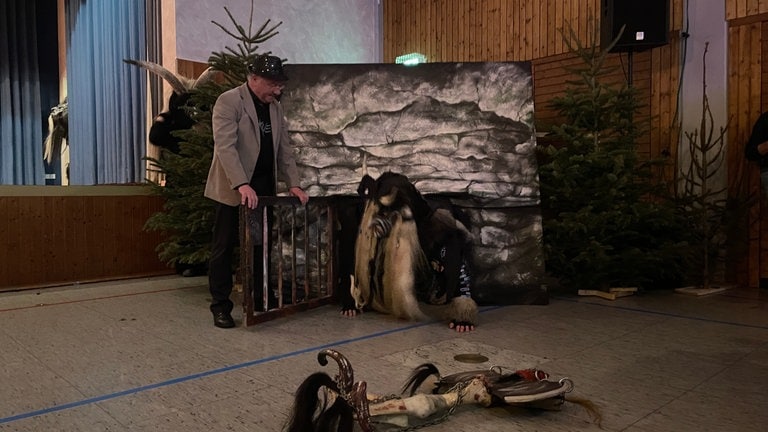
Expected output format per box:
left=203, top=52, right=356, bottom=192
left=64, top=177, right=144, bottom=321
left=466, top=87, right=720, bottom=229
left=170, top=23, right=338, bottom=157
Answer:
left=318, top=349, right=355, bottom=395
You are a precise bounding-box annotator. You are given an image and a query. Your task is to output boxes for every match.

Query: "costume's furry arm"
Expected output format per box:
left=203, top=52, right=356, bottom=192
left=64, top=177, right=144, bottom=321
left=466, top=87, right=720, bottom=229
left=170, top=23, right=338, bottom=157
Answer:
left=351, top=200, right=380, bottom=310
left=378, top=209, right=428, bottom=321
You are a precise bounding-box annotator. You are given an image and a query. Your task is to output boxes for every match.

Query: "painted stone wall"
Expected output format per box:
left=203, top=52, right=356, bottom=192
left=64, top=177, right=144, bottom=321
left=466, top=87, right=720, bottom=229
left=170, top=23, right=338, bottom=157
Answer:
left=280, top=62, right=546, bottom=304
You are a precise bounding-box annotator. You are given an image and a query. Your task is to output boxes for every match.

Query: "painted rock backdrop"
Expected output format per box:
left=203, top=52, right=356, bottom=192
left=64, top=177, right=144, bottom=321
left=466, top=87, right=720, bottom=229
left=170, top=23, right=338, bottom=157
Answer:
left=281, top=62, right=546, bottom=304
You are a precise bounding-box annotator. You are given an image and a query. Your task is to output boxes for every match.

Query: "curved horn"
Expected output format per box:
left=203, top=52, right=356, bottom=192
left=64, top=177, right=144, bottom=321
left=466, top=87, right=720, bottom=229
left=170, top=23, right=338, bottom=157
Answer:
left=350, top=381, right=373, bottom=432
left=317, top=349, right=354, bottom=396
left=123, top=59, right=189, bottom=94
left=192, top=67, right=218, bottom=89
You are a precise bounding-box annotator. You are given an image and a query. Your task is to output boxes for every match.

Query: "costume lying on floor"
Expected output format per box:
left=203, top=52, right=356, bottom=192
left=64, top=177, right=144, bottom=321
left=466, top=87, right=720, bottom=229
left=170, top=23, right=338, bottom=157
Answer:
left=285, top=349, right=592, bottom=432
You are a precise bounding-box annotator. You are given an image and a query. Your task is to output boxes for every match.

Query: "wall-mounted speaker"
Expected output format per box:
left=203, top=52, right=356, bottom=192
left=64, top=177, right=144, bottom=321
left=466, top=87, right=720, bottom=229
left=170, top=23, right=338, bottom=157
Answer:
left=601, top=0, right=670, bottom=52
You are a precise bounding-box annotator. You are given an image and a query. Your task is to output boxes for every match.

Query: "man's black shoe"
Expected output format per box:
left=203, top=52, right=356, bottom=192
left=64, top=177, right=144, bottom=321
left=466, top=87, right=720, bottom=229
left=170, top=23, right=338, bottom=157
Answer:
left=213, top=311, right=235, bottom=328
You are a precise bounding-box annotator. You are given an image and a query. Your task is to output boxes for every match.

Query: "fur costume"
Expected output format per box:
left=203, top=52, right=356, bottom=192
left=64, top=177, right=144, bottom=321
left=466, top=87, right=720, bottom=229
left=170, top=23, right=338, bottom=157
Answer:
left=351, top=172, right=478, bottom=327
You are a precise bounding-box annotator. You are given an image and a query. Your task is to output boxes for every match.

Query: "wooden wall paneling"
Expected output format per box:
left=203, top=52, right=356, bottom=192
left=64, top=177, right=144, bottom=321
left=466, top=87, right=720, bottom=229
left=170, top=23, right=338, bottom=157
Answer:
left=0, top=198, right=7, bottom=284
left=429, top=0, right=438, bottom=61
left=649, top=45, right=663, bottom=162
left=488, top=0, right=495, bottom=60
left=402, top=1, right=410, bottom=62
left=524, top=0, right=533, bottom=59
left=407, top=0, right=415, bottom=56
left=470, top=0, right=477, bottom=60
left=528, top=0, right=535, bottom=59
left=40, top=197, right=54, bottom=282
left=394, top=0, right=401, bottom=61
left=671, top=0, right=683, bottom=31
left=401, top=0, right=409, bottom=58
left=631, top=51, right=654, bottom=155
left=558, top=0, right=567, bottom=50
left=16, top=197, right=34, bottom=285
left=569, top=0, right=579, bottom=50
left=83, top=196, right=97, bottom=278
left=763, top=22, right=768, bottom=114
left=382, top=0, right=390, bottom=60
left=498, top=0, right=506, bottom=60
left=417, top=0, right=425, bottom=58
left=49, top=196, right=67, bottom=282
left=474, top=0, right=483, bottom=60
left=547, top=0, right=556, bottom=55
left=455, top=0, right=464, bottom=60
left=727, top=22, right=762, bottom=288
left=0, top=192, right=172, bottom=291
left=511, top=0, right=520, bottom=60
left=6, top=198, right=21, bottom=283
left=115, top=197, right=130, bottom=270
left=417, top=0, right=423, bottom=57
left=753, top=22, right=767, bottom=287
left=481, top=0, right=488, bottom=60
left=74, top=197, right=86, bottom=280
left=657, top=43, right=674, bottom=163
left=442, top=0, right=450, bottom=61
left=534, top=0, right=543, bottom=59
left=665, top=34, right=682, bottom=181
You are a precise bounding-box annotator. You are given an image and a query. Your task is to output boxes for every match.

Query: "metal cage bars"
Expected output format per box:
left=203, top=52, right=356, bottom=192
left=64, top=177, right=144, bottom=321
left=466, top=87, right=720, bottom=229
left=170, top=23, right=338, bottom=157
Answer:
left=239, top=196, right=339, bottom=326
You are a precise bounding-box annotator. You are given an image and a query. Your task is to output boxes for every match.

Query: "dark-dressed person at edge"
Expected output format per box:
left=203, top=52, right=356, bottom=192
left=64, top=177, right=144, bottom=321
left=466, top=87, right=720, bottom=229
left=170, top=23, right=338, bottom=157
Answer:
left=204, top=54, right=309, bottom=328
left=746, top=111, right=768, bottom=197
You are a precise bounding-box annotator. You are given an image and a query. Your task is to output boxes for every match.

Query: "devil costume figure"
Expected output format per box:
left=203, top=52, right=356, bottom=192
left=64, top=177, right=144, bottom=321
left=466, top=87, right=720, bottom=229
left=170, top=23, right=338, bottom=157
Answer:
left=349, top=172, right=479, bottom=331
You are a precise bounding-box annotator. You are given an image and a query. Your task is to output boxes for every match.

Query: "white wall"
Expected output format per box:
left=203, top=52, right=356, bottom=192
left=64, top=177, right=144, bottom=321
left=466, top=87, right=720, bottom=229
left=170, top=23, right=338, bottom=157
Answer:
left=679, top=0, right=728, bottom=155
left=174, top=0, right=382, bottom=64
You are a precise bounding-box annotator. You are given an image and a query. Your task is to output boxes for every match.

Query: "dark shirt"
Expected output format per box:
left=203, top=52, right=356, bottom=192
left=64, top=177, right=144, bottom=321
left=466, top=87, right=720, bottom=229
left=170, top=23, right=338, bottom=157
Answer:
left=249, top=91, right=276, bottom=195
left=746, top=112, right=768, bottom=171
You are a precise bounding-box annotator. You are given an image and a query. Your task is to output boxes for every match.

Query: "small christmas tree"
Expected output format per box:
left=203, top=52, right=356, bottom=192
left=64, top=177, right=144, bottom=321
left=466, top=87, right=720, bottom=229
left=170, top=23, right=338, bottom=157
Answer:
left=537, top=21, right=688, bottom=292
left=674, top=42, right=754, bottom=292
left=144, top=3, right=282, bottom=268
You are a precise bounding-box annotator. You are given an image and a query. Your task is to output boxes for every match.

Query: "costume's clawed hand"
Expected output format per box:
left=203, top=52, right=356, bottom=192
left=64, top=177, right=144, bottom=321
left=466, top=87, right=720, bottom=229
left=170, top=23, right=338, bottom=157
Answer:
left=340, top=307, right=361, bottom=318
left=449, top=320, right=476, bottom=332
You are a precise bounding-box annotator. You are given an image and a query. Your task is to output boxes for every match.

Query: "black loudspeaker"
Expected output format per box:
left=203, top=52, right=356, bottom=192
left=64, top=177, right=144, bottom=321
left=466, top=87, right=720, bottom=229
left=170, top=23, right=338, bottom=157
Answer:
left=601, top=0, right=670, bottom=52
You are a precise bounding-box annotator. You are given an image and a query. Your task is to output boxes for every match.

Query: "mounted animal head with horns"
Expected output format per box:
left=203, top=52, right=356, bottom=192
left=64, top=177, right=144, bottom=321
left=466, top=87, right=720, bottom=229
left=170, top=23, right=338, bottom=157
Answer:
left=124, top=59, right=218, bottom=154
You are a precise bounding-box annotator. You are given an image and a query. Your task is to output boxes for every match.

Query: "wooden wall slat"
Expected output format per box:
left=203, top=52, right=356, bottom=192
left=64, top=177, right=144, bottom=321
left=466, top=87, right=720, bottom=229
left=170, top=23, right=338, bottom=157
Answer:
left=725, top=19, right=765, bottom=288
left=0, top=192, right=172, bottom=291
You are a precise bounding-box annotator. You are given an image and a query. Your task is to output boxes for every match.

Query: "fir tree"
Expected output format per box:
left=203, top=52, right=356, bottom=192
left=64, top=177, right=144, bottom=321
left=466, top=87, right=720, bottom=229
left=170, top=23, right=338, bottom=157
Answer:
left=537, top=21, right=688, bottom=291
left=144, top=4, right=282, bottom=268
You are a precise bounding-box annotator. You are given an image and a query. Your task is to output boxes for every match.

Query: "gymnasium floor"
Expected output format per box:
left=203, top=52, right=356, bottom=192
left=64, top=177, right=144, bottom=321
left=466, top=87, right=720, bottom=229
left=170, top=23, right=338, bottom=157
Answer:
left=1, top=276, right=766, bottom=431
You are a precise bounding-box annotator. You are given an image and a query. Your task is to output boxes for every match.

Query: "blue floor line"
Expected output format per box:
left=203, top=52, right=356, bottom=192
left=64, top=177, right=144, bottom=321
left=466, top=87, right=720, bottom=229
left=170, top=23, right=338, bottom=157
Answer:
left=4, top=299, right=765, bottom=425
left=1, top=309, right=499, bottom=425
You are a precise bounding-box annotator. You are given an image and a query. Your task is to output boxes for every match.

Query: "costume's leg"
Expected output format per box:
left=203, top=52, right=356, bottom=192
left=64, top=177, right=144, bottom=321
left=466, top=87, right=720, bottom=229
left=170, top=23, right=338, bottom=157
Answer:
left=366, top=376, right=492, bottom=419
left=209, top=203, right=239, bottom=313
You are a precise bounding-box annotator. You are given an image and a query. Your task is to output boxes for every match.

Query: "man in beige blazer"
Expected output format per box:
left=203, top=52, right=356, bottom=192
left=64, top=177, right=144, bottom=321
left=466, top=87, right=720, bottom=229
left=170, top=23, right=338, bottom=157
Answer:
left=204, top=54, right=308, bottom=328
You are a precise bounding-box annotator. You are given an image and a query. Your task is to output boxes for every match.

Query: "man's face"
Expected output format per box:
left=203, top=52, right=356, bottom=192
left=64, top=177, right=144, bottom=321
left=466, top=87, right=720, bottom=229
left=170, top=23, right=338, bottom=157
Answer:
left=248, top=75, right=285, bottom=103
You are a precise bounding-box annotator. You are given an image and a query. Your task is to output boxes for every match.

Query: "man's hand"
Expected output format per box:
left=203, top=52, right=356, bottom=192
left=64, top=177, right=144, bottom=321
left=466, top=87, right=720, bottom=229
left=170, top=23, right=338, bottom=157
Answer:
left=759, top=141, right=768, bottom=156
left=237, top=184, right=258, bottom=209
left=289, top=187, right=309, bottom=205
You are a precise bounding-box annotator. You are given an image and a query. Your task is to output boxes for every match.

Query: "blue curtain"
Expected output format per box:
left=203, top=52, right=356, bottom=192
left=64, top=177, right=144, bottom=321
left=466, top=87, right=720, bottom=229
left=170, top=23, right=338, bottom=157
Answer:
left=66, top=0, right=147, bottom=184
left=0, top=1, right=46, bottom=185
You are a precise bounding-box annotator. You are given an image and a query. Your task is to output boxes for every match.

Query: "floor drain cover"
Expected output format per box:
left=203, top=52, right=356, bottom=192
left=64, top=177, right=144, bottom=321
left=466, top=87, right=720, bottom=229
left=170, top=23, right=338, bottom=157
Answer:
left=453, top=353, right=489, bottom=363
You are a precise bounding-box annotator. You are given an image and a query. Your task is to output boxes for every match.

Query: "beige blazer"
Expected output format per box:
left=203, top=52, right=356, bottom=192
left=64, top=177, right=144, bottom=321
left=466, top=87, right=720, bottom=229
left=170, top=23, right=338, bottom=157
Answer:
left=204, top=83, right=301, bottom=206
